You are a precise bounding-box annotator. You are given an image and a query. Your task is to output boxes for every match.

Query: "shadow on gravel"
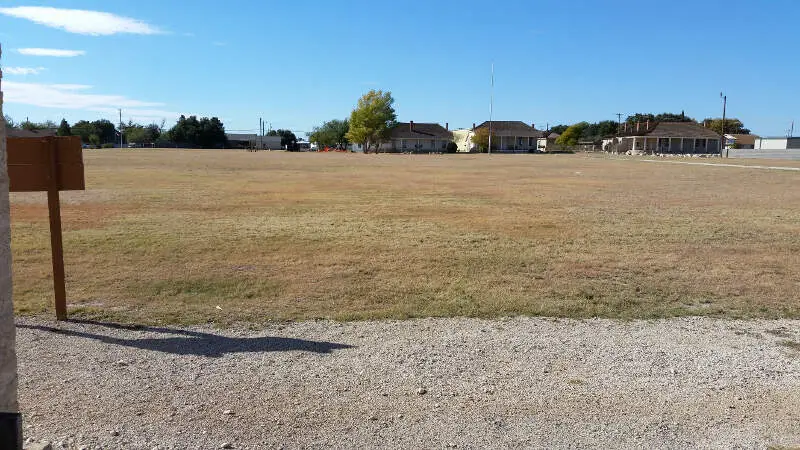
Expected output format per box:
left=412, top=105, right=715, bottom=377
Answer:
left=17, top=320, right=354, bottom=357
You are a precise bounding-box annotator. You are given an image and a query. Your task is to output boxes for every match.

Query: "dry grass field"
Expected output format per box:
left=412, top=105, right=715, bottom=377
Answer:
left=9, top=150, right=800, bottom=324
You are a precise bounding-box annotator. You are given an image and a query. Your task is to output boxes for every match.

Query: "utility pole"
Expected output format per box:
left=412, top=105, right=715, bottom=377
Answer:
left=616, top=113, right=624, bottom=134
left=119, top=109, right=123, bottom=148
left=488, top=63, right=494, bottom=155
left=0, top=43, right=23, bottom=450
left=720, top=93, right=727, bottom=157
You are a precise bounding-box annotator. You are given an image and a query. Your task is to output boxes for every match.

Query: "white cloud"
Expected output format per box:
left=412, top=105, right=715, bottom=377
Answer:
left=212, top=41, right=227, bottom=47
left=49, top=84, right=92, bottom=91
left=3, top=81, right=163, bottom=110
left=17, top=48, right=85, bottom=57
left=3, top=81, right=180, bottom=123
left=3, top=66, right=45, bottom=75
left=0, top=6, right=162, bottom=36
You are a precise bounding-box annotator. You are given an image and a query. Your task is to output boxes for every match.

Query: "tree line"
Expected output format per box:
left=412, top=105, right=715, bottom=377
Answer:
left=4, top=114, right=229, bottom=148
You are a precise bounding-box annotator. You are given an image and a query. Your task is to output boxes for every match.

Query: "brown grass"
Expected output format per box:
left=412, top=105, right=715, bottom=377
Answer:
left=10, top=150, right=800, bottom=324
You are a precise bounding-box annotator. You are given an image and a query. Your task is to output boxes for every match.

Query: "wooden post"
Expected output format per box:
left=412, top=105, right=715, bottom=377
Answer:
left=46, top=138, right=67, bottom=320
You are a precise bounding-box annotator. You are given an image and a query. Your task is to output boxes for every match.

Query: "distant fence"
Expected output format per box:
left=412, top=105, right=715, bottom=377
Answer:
left=728, top=148, right=800, bottom=160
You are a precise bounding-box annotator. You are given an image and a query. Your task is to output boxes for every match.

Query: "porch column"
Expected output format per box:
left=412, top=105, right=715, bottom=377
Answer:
left=693, top=138, right=696, bottom=153
left=680, top=138, right=684, bottom=154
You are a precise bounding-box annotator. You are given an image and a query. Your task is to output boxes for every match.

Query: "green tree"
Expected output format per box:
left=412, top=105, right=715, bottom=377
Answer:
left=267, top=129, right=298, bottom=150
left=555, top=122, right=589, bottom=146
left=548, top=124, right=569, bottom=135
left=88, top=134, right=101, bottom=147
left=167, top=115, right=227, bottom=148
left=72, top=120, right=99, bottom=144
left=470, top=127, right=496, bottom=152
left=580, top=120, right=619, bottom=141
left=702, top=118, right=749, bottom=135
left=308, top=119, right=349, bottom=149
left=626, top=112, right=694, bottom=124
left=92, top=119, right=117, bottom=144
left=345, top=90, right=397, bottom=153
left=3, top=115, right=17, bottom=129
left=57, top=119, right=72, bottom=136
left=20, top=120, right=55, bottom=131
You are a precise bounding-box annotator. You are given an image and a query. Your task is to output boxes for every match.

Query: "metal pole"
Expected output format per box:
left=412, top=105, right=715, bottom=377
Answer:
left=488, top=63, right=494, bottom=154
left=119, top=109, right=123, bottom=148
left=721, top=94, right=727, bottom=158
left=0, top=43, right=23, bottom=450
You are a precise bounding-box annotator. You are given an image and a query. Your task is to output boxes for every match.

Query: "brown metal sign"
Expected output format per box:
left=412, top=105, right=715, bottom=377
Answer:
left=7, top=136, right=84, bottom=192
left=7, top=136, right=85, bottom=320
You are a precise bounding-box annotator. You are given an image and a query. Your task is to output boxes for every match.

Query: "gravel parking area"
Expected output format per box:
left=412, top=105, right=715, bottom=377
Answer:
left=15, top=317, right=800, bottom=449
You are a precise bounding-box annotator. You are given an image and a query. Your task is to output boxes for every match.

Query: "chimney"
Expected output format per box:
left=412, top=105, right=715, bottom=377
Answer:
left=531, top=123, right=535, bottom=129
left=636, top=121, right=640, bottom=132
left=646, top=119, right=649, bottom=130
left=445, top=122, right=449, bottom=131
left=472, top=123, right=476, bottom=131
left=624, top=123, right=628, bottom=132
left=409, top=120, right=414, bottom=132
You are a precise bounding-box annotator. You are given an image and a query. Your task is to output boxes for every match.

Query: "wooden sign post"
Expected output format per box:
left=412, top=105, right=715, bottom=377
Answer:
left=7, top=136, right=84, bottom=320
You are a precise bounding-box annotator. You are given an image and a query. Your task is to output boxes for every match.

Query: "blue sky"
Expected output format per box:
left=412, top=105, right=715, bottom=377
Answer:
left=0, top=0, right=798, bottom=136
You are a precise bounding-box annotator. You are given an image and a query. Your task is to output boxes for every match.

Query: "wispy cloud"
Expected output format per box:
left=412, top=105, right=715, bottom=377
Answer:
left=3, top=66, right=45, bottom=75
left=3, top=81, right=180, bottom=123
left=17, top=48, right=85, bottom=57
left=0, top=6, right=162, bottom=36
left=3, top=81, right=163, bottom=109
left=212, top=41, right=227, bottom=47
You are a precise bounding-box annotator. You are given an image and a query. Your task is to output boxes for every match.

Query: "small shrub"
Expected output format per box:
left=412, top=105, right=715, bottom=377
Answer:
left=446, top=142, right=458, bottom=153
left=101, top=143, right=114, bottom=149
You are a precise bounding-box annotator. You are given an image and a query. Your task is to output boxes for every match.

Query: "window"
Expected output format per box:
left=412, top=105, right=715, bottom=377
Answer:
left=431, top=140, right=436, bottom=148
left=441, top=140, right=447, bottom=149
left=401, top=139, right=407, bottom=149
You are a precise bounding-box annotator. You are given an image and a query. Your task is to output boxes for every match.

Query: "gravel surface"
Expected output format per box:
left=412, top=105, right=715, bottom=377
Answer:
left=15, top=317, right=800, bottom=449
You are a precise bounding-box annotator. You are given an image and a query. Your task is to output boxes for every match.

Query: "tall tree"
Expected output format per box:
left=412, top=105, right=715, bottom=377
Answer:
left=72, top=120, right=99, bottom=144
left=548, top=124, right=569, bottom=135
left=308, top=119, right=349, bottom=149
left=267, top=129, right=298, bottom=150
left=702, top=118, right=749, bottom=135
left=56, top=119, right=72, bottom=136
left=470, top=127, right=496, bottom=152
left=167, top=115, right=227, bottom=148
left=345, top=90, right=397, bottom=153
left=92, top=119, right=117, bottom=144
left=555, top=122, right=589, bottom=146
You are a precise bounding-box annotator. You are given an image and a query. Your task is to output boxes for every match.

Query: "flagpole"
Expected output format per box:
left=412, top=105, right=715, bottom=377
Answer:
left=488, top=63, right=494, bottom=155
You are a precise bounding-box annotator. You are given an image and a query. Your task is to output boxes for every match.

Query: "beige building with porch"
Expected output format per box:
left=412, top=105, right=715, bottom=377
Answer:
left=608, top=122, right=721, bottom=155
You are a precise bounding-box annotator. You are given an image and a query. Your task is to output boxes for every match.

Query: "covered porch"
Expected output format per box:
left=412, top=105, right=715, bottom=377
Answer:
left=630, top=136, right=720, bottom=154
left=495, top=135, right=538, bottom=152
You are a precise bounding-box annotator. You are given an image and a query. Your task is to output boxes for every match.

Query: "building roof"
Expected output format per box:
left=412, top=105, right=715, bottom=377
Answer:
left=474, top=121, right=544, bottom=137
left=621, top=122, right=720, bottom=139
left=389, top=122, right=452, bottom=139
left=7, top=128, right=58, bottom=138
left=226, top=133, right=261, bottom=141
